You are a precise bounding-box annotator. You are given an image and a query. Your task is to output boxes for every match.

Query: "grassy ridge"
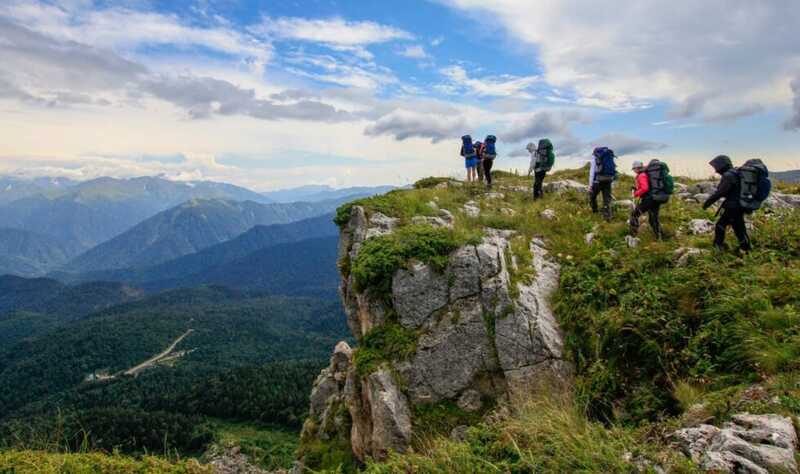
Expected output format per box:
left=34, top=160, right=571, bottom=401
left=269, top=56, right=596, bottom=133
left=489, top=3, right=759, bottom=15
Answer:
left=332, top=168, right=800, bottom=472
left=0, top=450, right=210, bottom=473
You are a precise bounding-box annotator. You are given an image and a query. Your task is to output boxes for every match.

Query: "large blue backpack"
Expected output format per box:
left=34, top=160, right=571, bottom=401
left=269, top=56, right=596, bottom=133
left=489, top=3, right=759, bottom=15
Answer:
left=593, top=147, right=616, bottom=182
left=738, top=158, right=771, bottom=213
left=483, top=135, right=497, bottom=160
left=461, top=135, right=476, bottom=158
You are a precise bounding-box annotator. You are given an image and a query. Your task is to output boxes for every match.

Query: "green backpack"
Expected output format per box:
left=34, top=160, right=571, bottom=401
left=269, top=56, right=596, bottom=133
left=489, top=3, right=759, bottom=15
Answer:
left=537, top=139, right=555, bottom=171
left=645, top=159, right=674, bottom=203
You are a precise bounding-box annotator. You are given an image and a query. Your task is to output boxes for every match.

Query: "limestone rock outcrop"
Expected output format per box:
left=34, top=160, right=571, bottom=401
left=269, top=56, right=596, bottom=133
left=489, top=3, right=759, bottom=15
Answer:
left=672, top=413, right=799, bottom=473
left=299, top=205, right=572, bottom=466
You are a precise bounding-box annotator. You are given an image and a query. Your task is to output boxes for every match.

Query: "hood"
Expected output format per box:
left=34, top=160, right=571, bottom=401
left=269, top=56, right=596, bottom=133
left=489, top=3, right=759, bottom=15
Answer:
left=526, top=142, right=536, bottom=152
left=709, top=155, right=733, bottom=174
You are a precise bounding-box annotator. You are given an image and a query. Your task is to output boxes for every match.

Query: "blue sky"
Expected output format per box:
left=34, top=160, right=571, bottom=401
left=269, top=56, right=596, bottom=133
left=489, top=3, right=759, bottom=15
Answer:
left=0, top=0, right=799, bottom=190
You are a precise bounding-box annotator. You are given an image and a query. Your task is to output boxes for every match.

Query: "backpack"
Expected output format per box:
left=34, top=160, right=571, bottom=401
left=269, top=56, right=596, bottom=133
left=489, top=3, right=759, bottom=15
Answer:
left=645, top=159, right=673, bottom=203
left=474, top=141, right=484, bottom=159
left=461, top=135, right=476, bottom=158
left=483, top=135, right=497, bottom=160
left=537, top=138, right=555, bottom=171
left=738, top=159, right=771, bottom=213
left=593, top=147, right=616, bottom=182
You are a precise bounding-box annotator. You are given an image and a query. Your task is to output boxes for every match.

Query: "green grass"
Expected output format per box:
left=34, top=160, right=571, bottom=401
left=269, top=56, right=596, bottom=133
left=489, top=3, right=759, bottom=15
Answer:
left=353, top=322, right=417, bottom=376
left=210, top=421, right=298, bottom=471
left=326, top=167, right=800, bottom=471
left=0, top=450, right=210, bottom=473
left=364, top=394, right=699, bottom=474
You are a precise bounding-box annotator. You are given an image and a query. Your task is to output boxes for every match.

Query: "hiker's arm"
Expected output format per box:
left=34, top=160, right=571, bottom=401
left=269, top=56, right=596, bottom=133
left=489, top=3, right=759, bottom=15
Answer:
left=703, top=175, right=733, bottom=209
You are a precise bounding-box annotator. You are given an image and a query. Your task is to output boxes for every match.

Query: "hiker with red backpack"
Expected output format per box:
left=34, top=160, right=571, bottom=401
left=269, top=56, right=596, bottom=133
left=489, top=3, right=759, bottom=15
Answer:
left=482, top=135, right=497, bottom=189
left=702, top=155, right=771, bottom=252
left=461, top=135, right=479, bottom=183
left=589, top=147, right=616, bottom=220
left=629, top=159, right=673, bottom=239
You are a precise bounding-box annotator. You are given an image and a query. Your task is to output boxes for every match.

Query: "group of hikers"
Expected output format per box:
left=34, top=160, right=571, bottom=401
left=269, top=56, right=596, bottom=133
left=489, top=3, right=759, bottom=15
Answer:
left=459, top=135, right=773, bottom=252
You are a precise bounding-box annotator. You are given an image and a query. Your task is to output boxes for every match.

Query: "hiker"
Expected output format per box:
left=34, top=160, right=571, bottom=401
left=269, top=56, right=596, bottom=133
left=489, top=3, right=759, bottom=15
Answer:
left=474, top=140, right=485, bottom=182
left=527, top=138, right=555, bottom=200
left=589, top=147, right=616, bottom=220
left=482, top=135, right=498, bottom=189
left=702, top=155, right=770, bottom=252
left=629, top=160, right=667, bottom=239
left=461, top=135, right=478, bottom=183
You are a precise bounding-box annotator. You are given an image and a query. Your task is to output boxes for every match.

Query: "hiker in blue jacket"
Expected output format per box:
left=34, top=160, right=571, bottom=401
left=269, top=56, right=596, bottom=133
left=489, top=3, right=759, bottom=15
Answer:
left=589, top=147, right=616, bottom=221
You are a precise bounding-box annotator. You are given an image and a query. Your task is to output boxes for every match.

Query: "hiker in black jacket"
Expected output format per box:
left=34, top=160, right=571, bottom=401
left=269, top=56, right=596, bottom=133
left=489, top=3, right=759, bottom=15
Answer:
left=702, top=155, right=751, bottom=252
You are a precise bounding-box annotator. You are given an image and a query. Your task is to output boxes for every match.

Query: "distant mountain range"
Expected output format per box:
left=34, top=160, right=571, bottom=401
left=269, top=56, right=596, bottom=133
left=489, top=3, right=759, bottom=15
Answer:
left=773, top=170, right=800, bottom=183
left=66, top=214, right=339, bottom=289
left=0, top=175, right=392, bottom=278
left=64, top=198, right=347, bottom=274
left=262, top=184, right=397, bottom=203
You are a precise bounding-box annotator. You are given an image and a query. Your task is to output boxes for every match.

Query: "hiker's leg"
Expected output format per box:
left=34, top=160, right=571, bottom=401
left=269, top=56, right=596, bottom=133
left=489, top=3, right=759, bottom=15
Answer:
left=534, top=171, right=545, bottom=199
left=731, top=209, right=751, bottom=251
left=601, top=182, right=613, bottom=220
left=649, top=202, right=662, bottom=239
left=477, top=159, right=484, bottom=181
left=629, top=204, right=643, bottom=235
left=484, top=159, right=493, bottom=187
left=714, top=209, right=732, bottom=249
left=589, top=184, right=599, bottom=213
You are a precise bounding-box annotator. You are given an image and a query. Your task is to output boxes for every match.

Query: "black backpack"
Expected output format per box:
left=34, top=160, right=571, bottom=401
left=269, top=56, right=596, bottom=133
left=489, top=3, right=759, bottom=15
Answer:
left=738, top=159, right=771, bottom=213
left=645, top=159, right=673, bottom=203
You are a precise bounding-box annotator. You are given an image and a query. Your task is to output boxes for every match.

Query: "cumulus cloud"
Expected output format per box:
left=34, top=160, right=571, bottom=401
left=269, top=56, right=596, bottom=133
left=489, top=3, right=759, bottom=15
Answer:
left=441, top=1, right=800, bottom=118
left=364, top=109, right=467, bottom=143
left=438, top=65, right=539, bottom=98
left=256, top=16, right=412, bottom=46
left=503, top=109, right=587, bottom=143
left=785, top=77, right=800, bottom=131
left=399, top=44, right=431, bottom=60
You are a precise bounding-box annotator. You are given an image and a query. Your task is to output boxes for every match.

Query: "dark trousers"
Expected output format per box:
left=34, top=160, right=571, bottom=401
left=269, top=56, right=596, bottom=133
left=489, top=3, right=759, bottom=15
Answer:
left=590, top=181, right=613, bottom=220
left=483, top=159, right=494, bottom=186
left=715, top=208, right=751, bottom=251
left=629, top=196, right=662, bottom=238
left=533, top=170, right=547, bottom=199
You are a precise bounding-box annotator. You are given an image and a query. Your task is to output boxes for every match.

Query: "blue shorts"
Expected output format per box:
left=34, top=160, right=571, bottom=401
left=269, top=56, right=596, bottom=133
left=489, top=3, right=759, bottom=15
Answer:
left=465, top=157, right=478, bottom=169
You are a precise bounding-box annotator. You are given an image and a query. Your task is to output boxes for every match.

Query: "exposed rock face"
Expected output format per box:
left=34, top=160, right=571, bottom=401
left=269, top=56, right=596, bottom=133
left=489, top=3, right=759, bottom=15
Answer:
left=300, top=205, right=571, bottom=465
left=543, top=179, right=589, bottom=194
left=672, top=414, right=799, bottom=473
left=689, top=218, right=715, bottom=235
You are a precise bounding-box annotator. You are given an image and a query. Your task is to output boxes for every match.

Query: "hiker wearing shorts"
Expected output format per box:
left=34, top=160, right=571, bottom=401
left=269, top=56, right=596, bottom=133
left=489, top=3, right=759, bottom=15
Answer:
left=461, top=135, right=478, bottom=183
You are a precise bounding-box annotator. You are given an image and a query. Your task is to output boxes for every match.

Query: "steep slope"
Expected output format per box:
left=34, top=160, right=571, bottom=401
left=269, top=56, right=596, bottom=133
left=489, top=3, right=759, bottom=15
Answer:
left=295, top=172, right=800, bottom=473
left=169, top=236, right=339, bottom=296
left=69, top=214, right=338, bottom=286
left=0, top=228, right=81, bottom=277
left=65, top=198, right=347, bottom=273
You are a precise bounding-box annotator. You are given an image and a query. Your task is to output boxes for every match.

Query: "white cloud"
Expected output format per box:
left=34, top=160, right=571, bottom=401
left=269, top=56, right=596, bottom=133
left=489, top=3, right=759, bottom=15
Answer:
left=438, top=65, right=539, bottom=98
left=784, top=77, right=800, bottom=131
left=364, top=109, right=468, bottom=143
left=255, top=16, right=412, bottom=46
left=399, top=44, right=430, bottom=60
left=503, top=109, right=587, bottom=143
left=1, top=1, right=271, bottom=73
left=431, top=36, right=444, bottom=47
left=440, top=0, right=800, bottom=120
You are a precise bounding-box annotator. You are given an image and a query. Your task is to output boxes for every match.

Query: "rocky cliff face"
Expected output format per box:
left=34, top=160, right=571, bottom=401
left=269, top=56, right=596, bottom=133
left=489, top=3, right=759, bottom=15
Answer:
left=298, top=204, right=572, bottom=466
